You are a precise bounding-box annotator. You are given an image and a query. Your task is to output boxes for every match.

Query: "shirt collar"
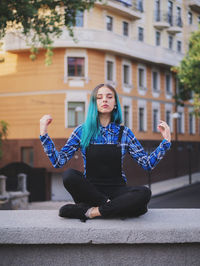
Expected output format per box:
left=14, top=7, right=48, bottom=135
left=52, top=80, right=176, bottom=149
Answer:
left=99, top=122, right=120, bottom=135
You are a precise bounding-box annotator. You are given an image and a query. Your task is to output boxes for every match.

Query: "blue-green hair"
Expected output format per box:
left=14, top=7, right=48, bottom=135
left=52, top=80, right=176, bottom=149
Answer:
left=81, top=83, right=122, bottom=149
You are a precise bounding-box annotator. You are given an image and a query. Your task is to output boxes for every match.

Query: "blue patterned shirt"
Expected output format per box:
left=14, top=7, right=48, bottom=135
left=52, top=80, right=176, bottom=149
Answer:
left=40, top=123, right=171, bottom=182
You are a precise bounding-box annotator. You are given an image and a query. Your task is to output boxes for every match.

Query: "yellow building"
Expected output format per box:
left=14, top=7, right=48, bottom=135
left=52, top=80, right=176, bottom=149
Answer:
left=0, top=0, right=200, bottom=200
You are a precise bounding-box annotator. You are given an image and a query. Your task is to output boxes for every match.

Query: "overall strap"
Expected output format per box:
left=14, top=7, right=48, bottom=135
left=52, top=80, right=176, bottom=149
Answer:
left=117, top=125, right=124, bottom=144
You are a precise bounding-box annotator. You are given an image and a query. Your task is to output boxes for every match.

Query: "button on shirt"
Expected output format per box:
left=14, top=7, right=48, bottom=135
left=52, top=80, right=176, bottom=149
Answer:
left=40, top=123, right=171, bottom=183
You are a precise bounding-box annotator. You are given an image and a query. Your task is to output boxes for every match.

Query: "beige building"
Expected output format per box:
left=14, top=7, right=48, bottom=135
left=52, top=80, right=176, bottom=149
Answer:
left=0, top=0, right=200, bottom=200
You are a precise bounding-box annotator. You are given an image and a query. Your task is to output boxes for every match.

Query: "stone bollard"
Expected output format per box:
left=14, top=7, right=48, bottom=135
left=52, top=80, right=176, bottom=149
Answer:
left=17, top=173, right=28, bottom=193
left=0, top=175, right=7, bottom=197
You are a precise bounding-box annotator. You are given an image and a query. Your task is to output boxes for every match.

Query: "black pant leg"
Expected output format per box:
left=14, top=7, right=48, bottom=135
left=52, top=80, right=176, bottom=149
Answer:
left=98, top=186, right=151, bottom=218
left=62, top=168, right=108, bottom=206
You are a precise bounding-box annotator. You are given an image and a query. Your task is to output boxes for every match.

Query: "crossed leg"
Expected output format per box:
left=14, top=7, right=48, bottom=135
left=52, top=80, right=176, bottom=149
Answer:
left=59, top=168, right=151, bottom=220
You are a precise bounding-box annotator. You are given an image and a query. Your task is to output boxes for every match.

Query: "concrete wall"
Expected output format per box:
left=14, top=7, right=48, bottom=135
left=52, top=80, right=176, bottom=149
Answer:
left=1, top=243, right=200, bottom=266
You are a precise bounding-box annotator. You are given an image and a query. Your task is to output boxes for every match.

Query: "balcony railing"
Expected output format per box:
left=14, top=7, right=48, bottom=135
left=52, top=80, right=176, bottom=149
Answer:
left=175, top=16, right=183, bottom=27
left=154, top=11, right=182, bottom=27
left=96, top=1, right=142, bottom=20
left=154, top=11, right=169, bottom=23
left=110, top=0, right=143, bottom=12
left=168, top=14, right=183, bottom=27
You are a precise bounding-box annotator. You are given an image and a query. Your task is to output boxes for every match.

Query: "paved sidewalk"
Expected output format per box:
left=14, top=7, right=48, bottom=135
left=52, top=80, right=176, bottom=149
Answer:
left=151, top=171, right=200, bottom=196
left=150, top=182, right=200, bottom=208
left=28, top=172, right=200, bottom=210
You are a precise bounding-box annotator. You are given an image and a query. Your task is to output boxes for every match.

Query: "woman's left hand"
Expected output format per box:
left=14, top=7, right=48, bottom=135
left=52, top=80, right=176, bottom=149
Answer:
left=157, top=120, right=171, bottom=142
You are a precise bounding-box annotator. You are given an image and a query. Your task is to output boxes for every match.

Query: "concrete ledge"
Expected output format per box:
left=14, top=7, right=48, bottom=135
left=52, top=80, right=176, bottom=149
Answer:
left=0, top=209, right=200, bottom=244
left=0, top=209, right=200, bottom=266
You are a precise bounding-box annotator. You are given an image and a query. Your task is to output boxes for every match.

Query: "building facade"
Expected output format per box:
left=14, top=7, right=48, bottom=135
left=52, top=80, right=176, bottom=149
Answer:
left=0, top=0, right=200, bottom=200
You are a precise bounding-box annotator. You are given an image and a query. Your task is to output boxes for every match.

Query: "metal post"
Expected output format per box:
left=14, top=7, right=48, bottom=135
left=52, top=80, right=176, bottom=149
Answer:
left=187, top=146, right=192, bottom=185
left=172, top=107, right=179, bottom=179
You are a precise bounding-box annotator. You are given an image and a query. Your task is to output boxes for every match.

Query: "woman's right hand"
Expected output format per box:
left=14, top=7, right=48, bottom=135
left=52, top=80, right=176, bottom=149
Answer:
left=40, top=114, right=53, bottom=136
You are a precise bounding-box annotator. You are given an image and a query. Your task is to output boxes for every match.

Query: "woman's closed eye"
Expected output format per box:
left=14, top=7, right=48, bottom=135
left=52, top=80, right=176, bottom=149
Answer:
left=97, top=94, right=113, bottom=99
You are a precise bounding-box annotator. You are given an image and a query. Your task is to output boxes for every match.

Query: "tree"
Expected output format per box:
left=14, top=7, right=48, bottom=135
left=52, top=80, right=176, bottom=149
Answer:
left=0, top=0, right=99, bottom=65
left=172, top=26, right=200, bottom=116
left=0, top=121, right=8, bottom=160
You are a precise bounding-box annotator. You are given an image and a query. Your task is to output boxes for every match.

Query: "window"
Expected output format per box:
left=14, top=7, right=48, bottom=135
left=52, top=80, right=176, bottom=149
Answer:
left=138, top=68, right=145, bottom=88
left=165, top=104, right=173, bottom=131
left=75, top=11, right=84, bottom=27
left=198, top=16, right=200, bottom=24
left=67, top=57, right=85, bottom=77
left=153, top=109, right=159, bottom=132
left=105, top=55, right=116, bottom=84
left=106, top=60, right=114, bottom=81
left=165, top=73, right=172, bottom=94
left=152, top=70, right=160, bottom=97
left=188, top=12, right=193, bottom=25
left=139, top=107, right=145, bottom=131
left=123, top=21, right=129, bottom=36
left=137, top=0, right=144, bottom=12
left=189, top=113, right=193, bottom=135
left=138, top=100, right=146, bottom=131
left=21, top=147, right=34, bottom=167
left=166, top=110, right=171, bottom=127
left=176, top=78, right=184, bottom=95
left=138, top=65, right=147, bottom=94
left=176, top=78, right=180, bottom=94
left=168, top=35, right=173, bottom=50
left=168, top=1, right=173, bottom=26
left=177, top=40, right=182, bottom=53
left=138, top=27, right=144, bottom=42
left=177, top=107, right=185, bottom=134
left=189, top=112, right=195, bottom=135
left=122, top=97, right=132, bottom=127
left=155, top=31, right=161, bottom=46
left=106, top=16, right=113, bottom=31
left=177, top=112, right=183, bottom=133
left=152, top=102, right=160, bottom=132
left=155, top=0, right=160, bottom=22
left=176, top=7, right=182, bottom=27
left=68, top=11, right=84, bottom=27
left=123, top=64, right=130, bottom=85
left=124, top=105, right=130, bottom=127
left=122, top=60, right=132, bottom=92
left=152, top=71, right=159, bottom=91
left=68, top=102, right=85, bottom=128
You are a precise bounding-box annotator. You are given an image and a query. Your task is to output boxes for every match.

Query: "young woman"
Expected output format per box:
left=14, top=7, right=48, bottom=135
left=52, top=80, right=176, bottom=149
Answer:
left=40, top=83, right=171, bottom=222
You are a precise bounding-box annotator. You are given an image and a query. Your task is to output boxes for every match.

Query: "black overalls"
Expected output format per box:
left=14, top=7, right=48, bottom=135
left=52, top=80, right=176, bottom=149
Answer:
left=62, top=126, right=151, bottom=218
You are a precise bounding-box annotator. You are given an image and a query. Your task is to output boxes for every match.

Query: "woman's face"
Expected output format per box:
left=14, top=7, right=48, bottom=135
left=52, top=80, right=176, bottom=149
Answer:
left=96, top=86, right=116, bottom=114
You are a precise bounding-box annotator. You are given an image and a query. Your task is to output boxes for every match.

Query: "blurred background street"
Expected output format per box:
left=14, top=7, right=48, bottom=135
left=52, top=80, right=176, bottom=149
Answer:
left=28, top=183, right=200, bottom=210
left=149, top=182, right=200, bottom=208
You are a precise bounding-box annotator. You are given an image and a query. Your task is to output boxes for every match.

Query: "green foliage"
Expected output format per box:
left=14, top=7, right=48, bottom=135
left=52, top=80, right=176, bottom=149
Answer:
left=0, top=0, right=99, bottom=65
left=0, top=121, right=8, bottom=160
left=172, top=25, right=200, bottom=116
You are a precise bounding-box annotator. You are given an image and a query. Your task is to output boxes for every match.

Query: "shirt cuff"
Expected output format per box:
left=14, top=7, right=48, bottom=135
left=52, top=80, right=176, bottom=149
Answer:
left=39, top=133, right=49, bottom=142
left=161, top=139, right=171, bottom=150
